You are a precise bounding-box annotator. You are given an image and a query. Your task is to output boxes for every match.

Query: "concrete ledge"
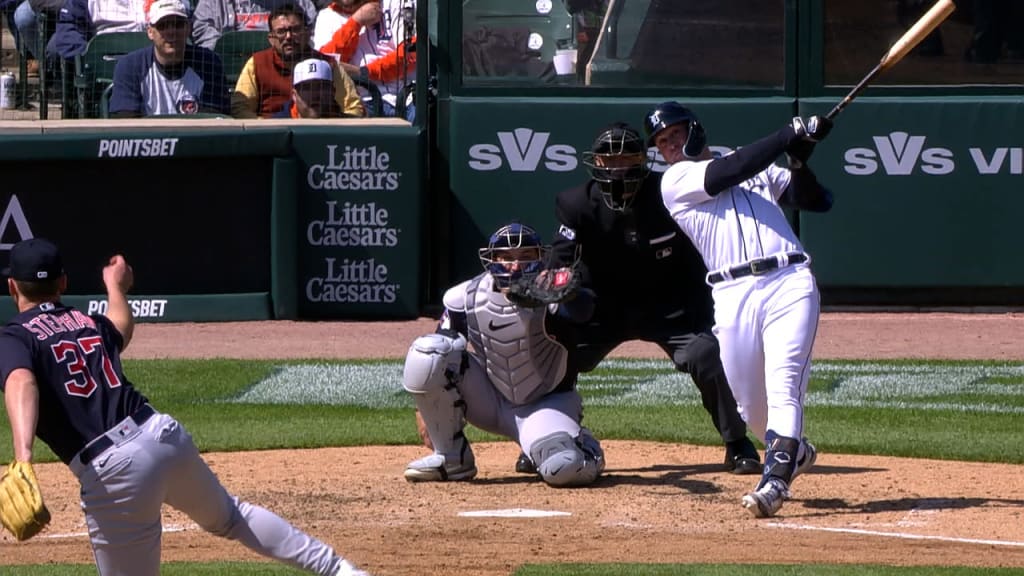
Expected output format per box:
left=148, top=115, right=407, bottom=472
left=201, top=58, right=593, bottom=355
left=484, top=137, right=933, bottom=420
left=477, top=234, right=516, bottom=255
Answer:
left=0, top=117, right=411, bottom=134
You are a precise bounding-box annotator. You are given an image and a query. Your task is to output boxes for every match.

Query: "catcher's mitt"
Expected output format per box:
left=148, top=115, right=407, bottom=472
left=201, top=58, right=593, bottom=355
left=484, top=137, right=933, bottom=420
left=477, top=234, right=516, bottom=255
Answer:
left=0, top=461, right=51, bottom=541
left=506, top=267, right=580, bottom=308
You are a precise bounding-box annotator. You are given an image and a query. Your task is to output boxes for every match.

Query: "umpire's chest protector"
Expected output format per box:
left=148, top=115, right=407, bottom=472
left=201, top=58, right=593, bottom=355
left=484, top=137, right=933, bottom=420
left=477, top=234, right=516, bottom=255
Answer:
left=461, top=274, right=568, bottom=405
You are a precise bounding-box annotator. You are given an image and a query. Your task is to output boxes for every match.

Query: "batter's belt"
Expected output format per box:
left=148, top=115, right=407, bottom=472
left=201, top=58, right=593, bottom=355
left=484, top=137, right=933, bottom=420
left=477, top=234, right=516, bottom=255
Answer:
left=707, top=252, right=809, bottom=284
left=76, top=404, right=157, bottom=465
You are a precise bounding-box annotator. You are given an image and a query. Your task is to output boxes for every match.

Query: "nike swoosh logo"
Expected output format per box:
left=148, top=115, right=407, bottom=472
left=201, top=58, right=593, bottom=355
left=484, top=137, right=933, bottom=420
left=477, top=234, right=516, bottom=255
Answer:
left=488, top=320, right=515, bottom=331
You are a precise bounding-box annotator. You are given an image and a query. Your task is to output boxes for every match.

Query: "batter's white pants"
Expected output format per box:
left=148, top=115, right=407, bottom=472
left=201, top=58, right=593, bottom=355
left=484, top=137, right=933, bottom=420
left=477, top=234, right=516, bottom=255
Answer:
left=69, top=409, right=348, bottom=576
left=710, top=265, right=819, bottom=443
left=457, top=355, right=586, bottom=458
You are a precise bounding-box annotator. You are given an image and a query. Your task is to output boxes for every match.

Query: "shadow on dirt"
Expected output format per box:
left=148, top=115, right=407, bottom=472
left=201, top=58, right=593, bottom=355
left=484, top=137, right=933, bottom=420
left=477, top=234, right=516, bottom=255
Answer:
left=801, top=496, right=1024, bottom=514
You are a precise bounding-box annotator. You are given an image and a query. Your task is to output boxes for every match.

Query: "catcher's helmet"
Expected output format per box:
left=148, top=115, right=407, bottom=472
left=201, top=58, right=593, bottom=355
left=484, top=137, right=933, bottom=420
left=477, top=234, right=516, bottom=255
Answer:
left=581, top=123, right=650, bottom=211
left=479, top=223, right=549, bottom=289
left=642, top=101, right=706, bottom=159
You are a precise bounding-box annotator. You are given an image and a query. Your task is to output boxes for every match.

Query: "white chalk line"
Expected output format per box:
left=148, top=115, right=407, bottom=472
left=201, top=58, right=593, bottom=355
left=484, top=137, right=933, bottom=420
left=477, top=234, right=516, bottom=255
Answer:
left=769, top=523, right=1024, bottom=547
left=41, top=524, right=192, bottom=540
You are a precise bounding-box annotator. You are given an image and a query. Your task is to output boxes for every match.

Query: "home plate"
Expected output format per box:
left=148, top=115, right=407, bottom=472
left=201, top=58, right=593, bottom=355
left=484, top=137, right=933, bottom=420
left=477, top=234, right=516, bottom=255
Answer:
left=458, top=508, right=572, bottom=518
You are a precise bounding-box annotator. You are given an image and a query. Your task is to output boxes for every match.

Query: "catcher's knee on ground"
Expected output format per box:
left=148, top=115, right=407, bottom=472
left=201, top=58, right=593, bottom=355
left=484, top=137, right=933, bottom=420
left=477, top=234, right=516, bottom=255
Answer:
left=529, top=431, right=604, bottom=487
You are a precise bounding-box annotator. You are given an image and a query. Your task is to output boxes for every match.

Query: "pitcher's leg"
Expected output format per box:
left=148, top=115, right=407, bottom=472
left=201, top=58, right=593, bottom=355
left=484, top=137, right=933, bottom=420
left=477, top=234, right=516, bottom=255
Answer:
left=161, top=417, right=349, bottom=576
left=81, top=439, right=164, bottom=576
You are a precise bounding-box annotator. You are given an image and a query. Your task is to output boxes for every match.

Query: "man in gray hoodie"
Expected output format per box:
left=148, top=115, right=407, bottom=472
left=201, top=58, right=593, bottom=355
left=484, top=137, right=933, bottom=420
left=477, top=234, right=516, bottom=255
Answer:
left=192, top=0, right=317, bottom=50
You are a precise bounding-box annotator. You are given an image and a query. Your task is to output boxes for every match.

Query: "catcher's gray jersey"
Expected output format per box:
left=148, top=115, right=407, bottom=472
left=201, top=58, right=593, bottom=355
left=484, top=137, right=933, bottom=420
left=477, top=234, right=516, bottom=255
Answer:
left=442, top=273, right=568, bottom=405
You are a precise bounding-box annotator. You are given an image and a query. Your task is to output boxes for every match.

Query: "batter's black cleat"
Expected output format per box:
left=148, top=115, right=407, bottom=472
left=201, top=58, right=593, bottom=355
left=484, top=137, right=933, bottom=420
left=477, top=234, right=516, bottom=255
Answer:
left=724, top=437, right=762, bottom=475
left=515, top=451, right=537, bottom=474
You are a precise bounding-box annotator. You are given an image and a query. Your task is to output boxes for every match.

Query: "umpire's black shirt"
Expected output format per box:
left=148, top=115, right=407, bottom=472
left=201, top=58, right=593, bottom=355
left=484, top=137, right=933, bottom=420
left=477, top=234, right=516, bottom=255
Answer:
left=552, top=173, right=714, bottom=329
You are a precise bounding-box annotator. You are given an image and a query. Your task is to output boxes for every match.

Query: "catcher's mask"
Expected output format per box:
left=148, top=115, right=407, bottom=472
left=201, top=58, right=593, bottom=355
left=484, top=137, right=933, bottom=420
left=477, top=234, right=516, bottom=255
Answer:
left=643, top=101, right=706, bottom=159
left=581, top=123, right=650, bottom=211
left=479, top=223, right=549, bottom=289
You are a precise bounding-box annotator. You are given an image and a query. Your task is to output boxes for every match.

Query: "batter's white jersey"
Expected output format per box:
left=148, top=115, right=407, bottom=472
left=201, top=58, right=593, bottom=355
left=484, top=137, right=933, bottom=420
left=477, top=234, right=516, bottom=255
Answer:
left=660, top=157, right=800, bottom=272
left=658, top=155, right=819, bottom=444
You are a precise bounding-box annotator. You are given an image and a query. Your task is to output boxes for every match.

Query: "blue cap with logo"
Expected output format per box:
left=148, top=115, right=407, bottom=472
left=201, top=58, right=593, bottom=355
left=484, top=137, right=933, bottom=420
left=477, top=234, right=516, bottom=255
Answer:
left=2, top=238, right=64, bottom=281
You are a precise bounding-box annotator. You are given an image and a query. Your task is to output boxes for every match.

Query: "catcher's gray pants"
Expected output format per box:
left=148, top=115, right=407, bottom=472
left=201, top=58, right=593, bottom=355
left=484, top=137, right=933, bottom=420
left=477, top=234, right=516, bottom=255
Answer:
left=69, top=408, right=347, bottom=576
left=457, top=356, right=585, bottom=458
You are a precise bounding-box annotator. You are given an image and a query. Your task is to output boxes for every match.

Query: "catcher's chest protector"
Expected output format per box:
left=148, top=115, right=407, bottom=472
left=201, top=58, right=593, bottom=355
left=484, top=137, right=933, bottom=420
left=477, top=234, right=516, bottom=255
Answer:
left=465, top=274, right=568, bottom=405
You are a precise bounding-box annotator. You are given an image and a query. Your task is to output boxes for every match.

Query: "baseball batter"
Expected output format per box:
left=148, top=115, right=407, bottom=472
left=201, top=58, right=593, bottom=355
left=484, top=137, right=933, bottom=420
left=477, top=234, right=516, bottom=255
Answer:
left=542, top=122, right=761, bottom=475
left=404, top=223, right=605, bottom=487
left=643, top=102, right=833, bottom=518
left=0, top=238, right=370, bottom=576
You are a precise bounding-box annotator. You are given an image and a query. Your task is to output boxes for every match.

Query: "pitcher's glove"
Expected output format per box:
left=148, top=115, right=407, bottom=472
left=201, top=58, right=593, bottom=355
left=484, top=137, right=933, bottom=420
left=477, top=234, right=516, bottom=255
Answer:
left=506, top=267, right=580, bottom=308
left=0, top=461, right=51, bottom=541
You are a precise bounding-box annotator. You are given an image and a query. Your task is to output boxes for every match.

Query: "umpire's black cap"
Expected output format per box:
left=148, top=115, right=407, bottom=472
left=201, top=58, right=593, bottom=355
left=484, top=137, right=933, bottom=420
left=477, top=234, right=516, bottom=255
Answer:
left=2, top=238, right=64, bottom=282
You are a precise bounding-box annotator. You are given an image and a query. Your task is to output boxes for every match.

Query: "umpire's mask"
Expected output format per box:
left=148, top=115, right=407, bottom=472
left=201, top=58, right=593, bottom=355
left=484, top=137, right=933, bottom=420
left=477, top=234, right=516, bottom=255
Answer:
left=582, top=123, right=650, bottom=211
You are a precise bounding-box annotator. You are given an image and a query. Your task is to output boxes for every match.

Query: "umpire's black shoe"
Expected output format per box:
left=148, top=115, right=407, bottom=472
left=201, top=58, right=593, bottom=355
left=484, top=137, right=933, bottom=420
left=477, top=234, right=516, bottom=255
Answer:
left=515, top=451, right=537, bottom=474
left=725, top=437, right=762, bottom=475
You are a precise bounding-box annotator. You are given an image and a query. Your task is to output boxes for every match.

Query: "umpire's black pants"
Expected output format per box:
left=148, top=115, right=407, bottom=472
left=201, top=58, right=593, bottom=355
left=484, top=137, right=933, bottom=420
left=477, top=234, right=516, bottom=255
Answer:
left=575, top=315, right=749, bottom=445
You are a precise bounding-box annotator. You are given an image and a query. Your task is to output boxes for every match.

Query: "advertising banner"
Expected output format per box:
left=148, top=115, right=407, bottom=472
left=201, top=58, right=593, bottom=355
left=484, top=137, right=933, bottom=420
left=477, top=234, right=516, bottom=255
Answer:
left=445, top=98, right=796, bottom=283
left=290, top=126, right=422, bottom=319
left=797, top=98, right=1024, bottom=288
left=0, top=156, right=275, bottom=322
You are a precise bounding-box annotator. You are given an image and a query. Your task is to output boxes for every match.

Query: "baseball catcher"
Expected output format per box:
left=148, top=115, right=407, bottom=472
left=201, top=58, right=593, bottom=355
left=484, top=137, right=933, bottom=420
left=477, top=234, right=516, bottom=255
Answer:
left=0, top=460, right=51, bottom=541
left=404, top=222, right=604, bottom=488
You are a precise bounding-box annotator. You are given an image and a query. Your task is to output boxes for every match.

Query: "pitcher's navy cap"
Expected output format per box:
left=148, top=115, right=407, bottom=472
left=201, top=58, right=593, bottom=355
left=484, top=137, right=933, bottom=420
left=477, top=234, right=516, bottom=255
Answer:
left=2, top=238, right=64, bottom=281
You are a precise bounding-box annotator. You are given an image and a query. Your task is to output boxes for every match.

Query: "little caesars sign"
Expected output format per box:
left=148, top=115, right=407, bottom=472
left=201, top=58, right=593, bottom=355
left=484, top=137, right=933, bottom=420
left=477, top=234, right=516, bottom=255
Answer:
left=304, top=145, right=404, bottom=306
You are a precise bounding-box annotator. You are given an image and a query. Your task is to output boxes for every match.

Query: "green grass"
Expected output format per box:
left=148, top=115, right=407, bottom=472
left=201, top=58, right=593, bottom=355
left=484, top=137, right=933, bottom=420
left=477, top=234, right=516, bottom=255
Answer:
left=3, top=358, right=1024, bottom=464
left=2, top=357, right=1023, bottom=575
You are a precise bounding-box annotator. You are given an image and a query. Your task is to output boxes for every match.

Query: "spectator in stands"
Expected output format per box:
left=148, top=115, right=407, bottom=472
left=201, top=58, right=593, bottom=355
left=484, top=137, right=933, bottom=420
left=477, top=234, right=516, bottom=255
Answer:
left=108, top=0, right=230, bottom=116
left=272, top=57, right=343, bottom=117
left=6, top=0, right=61, bottom=77
left=191, top=0, right=317, bottom=50
left=231, top=3, right=362, bottom=118
left=47, top=0, right=156, bottom=60
left=314, top=0, right=415, bottom=120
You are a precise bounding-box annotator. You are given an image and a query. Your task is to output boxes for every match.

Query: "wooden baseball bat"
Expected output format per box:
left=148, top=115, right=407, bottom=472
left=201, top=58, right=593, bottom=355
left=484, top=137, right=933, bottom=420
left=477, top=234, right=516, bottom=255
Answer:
left=826, top=0, right=956, bottom=120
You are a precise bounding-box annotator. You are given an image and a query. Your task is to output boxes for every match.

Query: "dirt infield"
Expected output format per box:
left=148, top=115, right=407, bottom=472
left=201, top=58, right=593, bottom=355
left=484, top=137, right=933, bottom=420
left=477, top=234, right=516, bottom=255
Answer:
left=3, top=312, right=1024, bottom=575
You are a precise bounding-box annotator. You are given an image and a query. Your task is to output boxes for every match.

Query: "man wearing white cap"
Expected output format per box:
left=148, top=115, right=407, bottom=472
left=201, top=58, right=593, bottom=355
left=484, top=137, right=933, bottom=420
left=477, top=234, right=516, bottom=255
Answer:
left=273, top=57, right=343, bottom=117
left=109, top=0, right=230, bottom=116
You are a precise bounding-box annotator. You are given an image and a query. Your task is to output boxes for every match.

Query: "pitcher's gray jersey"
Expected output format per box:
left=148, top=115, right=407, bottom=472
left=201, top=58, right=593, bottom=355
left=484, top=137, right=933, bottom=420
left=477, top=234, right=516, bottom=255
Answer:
left=442, top=273, right=569, bottom=405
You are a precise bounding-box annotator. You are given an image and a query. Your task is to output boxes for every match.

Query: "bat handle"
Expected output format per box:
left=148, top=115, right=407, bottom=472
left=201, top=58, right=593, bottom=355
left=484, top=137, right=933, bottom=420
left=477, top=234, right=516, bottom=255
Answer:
left=825, top=62, right=882, bottom=122
left=825, top=99, right=848, bottom=121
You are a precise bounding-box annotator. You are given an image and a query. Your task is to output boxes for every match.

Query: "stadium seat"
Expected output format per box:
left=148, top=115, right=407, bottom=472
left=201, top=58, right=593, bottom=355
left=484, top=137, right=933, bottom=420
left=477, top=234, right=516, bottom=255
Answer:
left=73, top=31, right=150, bottom=118
left=214, top=30, right=269, bottom=90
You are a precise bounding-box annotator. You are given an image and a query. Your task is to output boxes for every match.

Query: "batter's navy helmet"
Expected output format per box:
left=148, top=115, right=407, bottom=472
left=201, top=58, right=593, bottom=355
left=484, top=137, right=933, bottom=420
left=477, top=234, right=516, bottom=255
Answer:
left=479, top=223, right=548, bottom=288
left=642, top=102, right=706, bottom=159
left=582, top=123, right=650, bottom=211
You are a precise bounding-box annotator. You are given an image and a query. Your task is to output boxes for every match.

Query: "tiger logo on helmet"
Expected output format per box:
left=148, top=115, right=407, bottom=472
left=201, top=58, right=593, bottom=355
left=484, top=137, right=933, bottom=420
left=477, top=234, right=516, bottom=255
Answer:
left=643, top=101, right=707, bottom=159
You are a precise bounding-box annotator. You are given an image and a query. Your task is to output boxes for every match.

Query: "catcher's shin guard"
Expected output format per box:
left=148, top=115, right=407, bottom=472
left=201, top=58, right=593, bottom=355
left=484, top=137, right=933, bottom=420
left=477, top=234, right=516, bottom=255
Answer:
left=403, top=333, right=471, bottom=461
left=529, top=430, right=604, bottom=487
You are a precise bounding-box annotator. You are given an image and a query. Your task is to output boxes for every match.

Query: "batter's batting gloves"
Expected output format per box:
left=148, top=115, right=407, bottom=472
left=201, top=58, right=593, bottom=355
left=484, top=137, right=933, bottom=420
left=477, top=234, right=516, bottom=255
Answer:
left=791, top=115, right=833, bottom=143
